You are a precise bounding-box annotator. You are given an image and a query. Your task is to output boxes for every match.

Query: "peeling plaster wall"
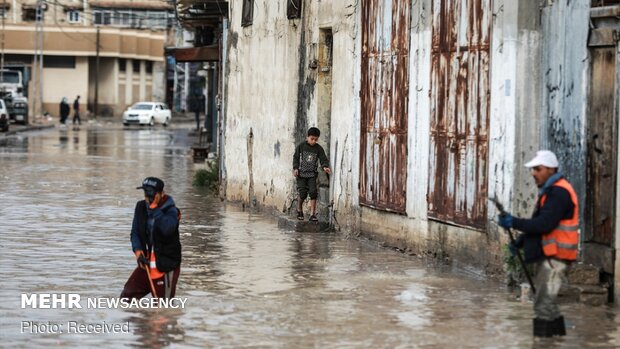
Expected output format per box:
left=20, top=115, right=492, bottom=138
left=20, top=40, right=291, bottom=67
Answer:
left=224, top=0, right=304, bottom=210
left=319, top=2, right=362, bottom=231
left=540, top=0, right=590, bottom=229
left=223, top=1, right=361, bottom=217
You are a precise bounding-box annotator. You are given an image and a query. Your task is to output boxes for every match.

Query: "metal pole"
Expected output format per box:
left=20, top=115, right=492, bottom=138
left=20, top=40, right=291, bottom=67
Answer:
left=1, top=0, right=5, bottom=81
left=38, top=8, right=43, bottom=119
left=94, top=26, right=100, bottom=119
left=31, top=2, right=38, bottom=119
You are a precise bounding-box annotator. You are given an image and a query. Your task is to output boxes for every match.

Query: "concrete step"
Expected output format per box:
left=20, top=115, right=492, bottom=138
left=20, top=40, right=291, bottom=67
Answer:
left=567, top=263, right=600, bottom=285
left=557, top=263, right=609, bottom=306
left=559, top=283, right=609, bottom=306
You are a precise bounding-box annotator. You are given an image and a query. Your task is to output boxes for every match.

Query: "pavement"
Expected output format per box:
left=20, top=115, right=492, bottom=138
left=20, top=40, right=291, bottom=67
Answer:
left=1, top=120, right=55, bottom=136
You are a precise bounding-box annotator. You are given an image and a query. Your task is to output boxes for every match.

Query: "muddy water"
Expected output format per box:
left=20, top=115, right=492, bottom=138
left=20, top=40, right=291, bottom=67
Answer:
left=0, top=126, right=618, bottom=348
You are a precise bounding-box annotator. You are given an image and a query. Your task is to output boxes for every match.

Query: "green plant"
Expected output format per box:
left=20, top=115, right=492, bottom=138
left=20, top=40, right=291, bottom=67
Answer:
left=502, top=244, right=534, bottom=288
left=193, top=160, right=219, bottom=192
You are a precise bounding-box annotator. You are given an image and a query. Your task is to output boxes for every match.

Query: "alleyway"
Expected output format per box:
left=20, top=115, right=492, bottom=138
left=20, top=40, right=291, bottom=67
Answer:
left=0, top=126, right=618, bottom=348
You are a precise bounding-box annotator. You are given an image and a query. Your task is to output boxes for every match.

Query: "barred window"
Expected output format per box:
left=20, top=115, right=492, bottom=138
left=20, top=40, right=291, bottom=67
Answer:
left=67, top=10, right=81, bottom=23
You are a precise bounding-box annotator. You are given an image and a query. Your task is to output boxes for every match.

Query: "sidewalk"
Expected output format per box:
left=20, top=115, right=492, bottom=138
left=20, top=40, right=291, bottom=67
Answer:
left=1, top=120, right=55, bottom=136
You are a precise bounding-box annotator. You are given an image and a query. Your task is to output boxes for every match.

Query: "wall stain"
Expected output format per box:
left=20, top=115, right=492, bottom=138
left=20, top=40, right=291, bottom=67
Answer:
left=294, top=1, right=315, bottom=145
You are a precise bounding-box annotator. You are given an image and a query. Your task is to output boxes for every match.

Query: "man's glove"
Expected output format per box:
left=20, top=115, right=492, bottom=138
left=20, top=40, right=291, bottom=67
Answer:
left=135, top=250, right=148, bottom=269
left=497, top=213, right=513, bottom=229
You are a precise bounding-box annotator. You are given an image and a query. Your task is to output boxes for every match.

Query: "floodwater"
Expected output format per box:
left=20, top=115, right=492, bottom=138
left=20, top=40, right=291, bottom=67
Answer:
left=0, top=125, right=619, bottom=349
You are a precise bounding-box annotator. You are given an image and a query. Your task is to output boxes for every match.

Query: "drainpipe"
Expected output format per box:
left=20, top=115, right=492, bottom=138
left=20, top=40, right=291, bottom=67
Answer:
left=218, top=18, right=228, bottom=199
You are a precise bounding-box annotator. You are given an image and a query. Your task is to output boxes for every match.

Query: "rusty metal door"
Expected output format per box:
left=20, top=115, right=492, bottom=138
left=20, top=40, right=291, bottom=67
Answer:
left=359, top=0, right=410, bottom=213
left=428, top=0, right=492, bottom=229
left=586, top=43, right=618, bottom=246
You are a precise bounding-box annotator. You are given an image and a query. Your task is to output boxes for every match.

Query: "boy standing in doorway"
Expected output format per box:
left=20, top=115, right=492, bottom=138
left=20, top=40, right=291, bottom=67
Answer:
left=292, top=127, right=331, bottom=221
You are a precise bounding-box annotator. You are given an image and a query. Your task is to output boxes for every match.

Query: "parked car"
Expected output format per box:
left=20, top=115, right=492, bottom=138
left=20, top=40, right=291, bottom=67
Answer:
left=0, top=99, right=9, bottom=132
left=122, top=102, right=171, bottom=127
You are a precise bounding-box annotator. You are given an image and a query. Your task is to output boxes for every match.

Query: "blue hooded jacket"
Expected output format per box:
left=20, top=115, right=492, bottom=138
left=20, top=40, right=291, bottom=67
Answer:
left=130, top=195, right=181, bottom=272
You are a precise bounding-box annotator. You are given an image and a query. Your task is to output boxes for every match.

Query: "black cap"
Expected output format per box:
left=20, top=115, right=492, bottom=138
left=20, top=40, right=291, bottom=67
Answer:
left=136, top=177, right=164, bottom=193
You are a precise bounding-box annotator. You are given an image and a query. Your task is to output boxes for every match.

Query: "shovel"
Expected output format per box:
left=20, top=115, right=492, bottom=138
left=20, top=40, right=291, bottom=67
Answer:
left=489, top=197, right=536, bottom=294
left=139, top=251, right=159, bottom=298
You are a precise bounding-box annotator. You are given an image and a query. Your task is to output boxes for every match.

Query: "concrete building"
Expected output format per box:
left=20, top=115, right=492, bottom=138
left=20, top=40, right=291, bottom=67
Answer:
left=1, top=0, right=174, bottom=118
left=176, top=1, right=619, bottom=303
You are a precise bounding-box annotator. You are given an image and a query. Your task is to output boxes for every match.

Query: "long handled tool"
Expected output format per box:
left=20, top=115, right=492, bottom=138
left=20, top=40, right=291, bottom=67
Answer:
left=139, top=252, right=159, bottom=298
left=490, top=197, right=536, bottom=294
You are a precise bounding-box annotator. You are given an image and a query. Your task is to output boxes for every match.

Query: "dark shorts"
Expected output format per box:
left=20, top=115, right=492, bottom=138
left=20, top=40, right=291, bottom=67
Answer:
left=120, top=266, right=180, bottom=299
left=297, top=176, right=318, bottom=200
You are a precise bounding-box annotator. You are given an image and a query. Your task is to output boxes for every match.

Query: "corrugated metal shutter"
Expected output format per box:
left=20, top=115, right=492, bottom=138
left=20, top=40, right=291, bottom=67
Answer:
left=428, top=0, right=492, bottom=229
left=359, top=0, right=410, bottom=213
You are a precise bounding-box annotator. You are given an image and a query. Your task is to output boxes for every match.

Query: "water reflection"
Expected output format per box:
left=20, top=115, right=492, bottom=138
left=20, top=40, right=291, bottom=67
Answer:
left=1, top=126, right=619, bottom=348
left=127, top=311, right=185, bottom=349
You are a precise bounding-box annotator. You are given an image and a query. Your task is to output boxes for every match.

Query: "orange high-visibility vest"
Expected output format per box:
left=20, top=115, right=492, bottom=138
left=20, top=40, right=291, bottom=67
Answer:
left=540, top=178, right=579, bottom=261
left=149, top=251, right=165, bottom=279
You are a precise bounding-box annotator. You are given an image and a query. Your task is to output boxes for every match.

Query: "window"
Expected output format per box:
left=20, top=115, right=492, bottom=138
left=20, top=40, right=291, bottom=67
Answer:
left=119, top=59, right=126, bottom=72
left=146, top=11, right=167, bottom=28
left=287, top=0, right=302, bottom=19
left=67, top=10, right=81, bottom=23
left=241, top=0, right=253, bottom=27
left=22, top=8, right=39, bottom=22
left=132, top=60, right=141, bottom=73
left=114, top=11, right=138, bottom=27
left=43, top=56, right=76, bottom=69
left=146, top=61, right=153, bottom=74
left=93, top=11, right=111, bottom=25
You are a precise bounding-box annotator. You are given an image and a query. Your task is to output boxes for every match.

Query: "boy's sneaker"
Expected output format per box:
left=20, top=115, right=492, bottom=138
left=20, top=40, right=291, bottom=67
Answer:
left=309, top=215, right=318, bottom=222
left=297, top=211, right=304, bottom=220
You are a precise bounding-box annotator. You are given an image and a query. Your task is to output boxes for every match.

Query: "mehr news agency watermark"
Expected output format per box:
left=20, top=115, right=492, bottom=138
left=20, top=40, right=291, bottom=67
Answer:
left=19, top=293, right=187, bottom=335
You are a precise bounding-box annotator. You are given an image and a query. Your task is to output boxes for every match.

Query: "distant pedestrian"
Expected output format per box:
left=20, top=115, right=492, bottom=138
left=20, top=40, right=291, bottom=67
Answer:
left=292, top=127, right=331, bottom=221
left=59, top=97, right=70, bottom=125
left=498, top=150, right=579, bottom=337
left=72, top=95, right=81, bottom=125
left=190, top=93, right=204, bottom=131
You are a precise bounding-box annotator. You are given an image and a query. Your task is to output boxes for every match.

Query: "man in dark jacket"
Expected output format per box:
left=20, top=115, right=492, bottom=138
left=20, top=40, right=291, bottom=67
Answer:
left=120, top=177, right=182, bottom=299
left=498, top=150, right=579, bottom=337
left=72, top=95, right=81, bottom=125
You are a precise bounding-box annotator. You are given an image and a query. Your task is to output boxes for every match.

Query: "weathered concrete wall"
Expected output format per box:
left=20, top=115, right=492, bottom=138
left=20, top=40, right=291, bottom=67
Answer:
left=540, top=0, right=590, bottom=229
left=223, top=1, right=360, bottom=216
left=42, top=56, right=89, bottom=117
left=224, top=0, right=302, bottom=211
left=314, top=2, right=362, bottom=231
left=615, top=42, right=620, bottom=306
left=512, top=0, right=543, bottom=214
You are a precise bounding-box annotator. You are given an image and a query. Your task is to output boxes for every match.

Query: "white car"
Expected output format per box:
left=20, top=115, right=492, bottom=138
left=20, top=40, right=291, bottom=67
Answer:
left=122, top=102, right=171, bottom=127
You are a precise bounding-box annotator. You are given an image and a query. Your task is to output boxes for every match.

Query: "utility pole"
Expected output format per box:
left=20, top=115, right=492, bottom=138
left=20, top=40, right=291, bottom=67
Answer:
left=1, top=0, right=6, bottom=82
left=31, top=0, right=44, bottom=120
left=94, top=26, right=99, bottom=119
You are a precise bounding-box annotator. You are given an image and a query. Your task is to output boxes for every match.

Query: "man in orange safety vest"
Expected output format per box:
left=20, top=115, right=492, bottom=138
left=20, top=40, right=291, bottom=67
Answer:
left=498, top=150, right=579, bottom=337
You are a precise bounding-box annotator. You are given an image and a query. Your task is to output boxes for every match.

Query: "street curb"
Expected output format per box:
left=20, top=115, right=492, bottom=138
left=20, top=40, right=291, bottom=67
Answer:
left=3, top=123, right=55, bottom=136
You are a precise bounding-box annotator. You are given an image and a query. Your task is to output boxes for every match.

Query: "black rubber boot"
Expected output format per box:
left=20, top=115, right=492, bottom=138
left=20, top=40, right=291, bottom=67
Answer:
left=533, top=318, right=554, bottom=337
left=553, top=316, right=566, bottom=336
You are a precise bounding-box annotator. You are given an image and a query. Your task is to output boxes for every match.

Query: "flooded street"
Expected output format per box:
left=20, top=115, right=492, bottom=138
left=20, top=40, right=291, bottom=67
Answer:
left=1, top=125, right=619, bottom=348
